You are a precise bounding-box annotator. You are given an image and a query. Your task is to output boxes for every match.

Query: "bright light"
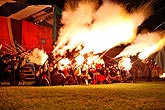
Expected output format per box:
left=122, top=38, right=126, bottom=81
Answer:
left=28, top=48, right=48, bottom=65
left=87, top=55, right=99, bottom=65
left=119, top=57, right=132, bottom=70
left=53, top=0, right=152, bottom=56
left=51, top=0, right=165, bottom=67
left=160, top=73, right=165, bottom=78
left=59, top=58, right=70, bottom=66
left=75, top=55, right=84, bottom=65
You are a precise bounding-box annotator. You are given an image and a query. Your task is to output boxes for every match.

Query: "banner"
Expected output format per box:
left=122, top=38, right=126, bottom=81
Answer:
left=0, top=16, right=12, bottom=50
left=22, top=20, right=53, bottom=53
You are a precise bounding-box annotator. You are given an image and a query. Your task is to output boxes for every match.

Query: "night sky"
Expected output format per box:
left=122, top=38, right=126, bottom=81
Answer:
left=25, top=0, right=66, bottom=9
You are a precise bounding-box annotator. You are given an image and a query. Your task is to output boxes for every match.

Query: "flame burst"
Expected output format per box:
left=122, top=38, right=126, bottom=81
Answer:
left=52, top=0, right=165, bottom=70
left=53, top=0, right=153, bottom=55
left=75, top=55, right=84, bottom=65
left=160, top=73, right=165, bottom=78
left=28, top=48, right=48, bottom=65
left=119, top=57, right=132, bottom=70
left=117, top=31, right=165, bottom=60
left=59, top=58, right=70, bottom=66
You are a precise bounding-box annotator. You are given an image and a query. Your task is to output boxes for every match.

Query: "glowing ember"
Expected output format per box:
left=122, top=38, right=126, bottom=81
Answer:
left=160, top=73, right=165, bottom=78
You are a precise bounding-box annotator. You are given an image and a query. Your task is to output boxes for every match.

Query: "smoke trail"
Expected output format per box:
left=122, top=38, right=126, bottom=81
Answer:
left=138, top=32, right=165, bottom=60
left=116, top=31, right=165, bottom=59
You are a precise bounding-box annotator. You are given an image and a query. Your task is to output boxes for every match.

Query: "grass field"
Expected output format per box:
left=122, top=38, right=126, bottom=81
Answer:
left=0, top=80, right=165, bottom=110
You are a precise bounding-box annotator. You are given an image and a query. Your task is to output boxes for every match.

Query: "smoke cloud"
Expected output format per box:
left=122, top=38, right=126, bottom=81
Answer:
left=53, top=0, right=157, bottom=59
left=117, top=31, right=165, bottom=59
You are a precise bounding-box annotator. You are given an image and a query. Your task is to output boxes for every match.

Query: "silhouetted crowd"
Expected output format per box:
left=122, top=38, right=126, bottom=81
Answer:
left=0, top=49, right=162, bottom=86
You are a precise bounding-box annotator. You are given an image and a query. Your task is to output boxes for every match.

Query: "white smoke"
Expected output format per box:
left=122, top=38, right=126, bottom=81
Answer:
left=54, top=0, right=153, bottom=56
left=117, top=31, right=165, bottom=59
left=28, top=48, right=48, bottom=65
